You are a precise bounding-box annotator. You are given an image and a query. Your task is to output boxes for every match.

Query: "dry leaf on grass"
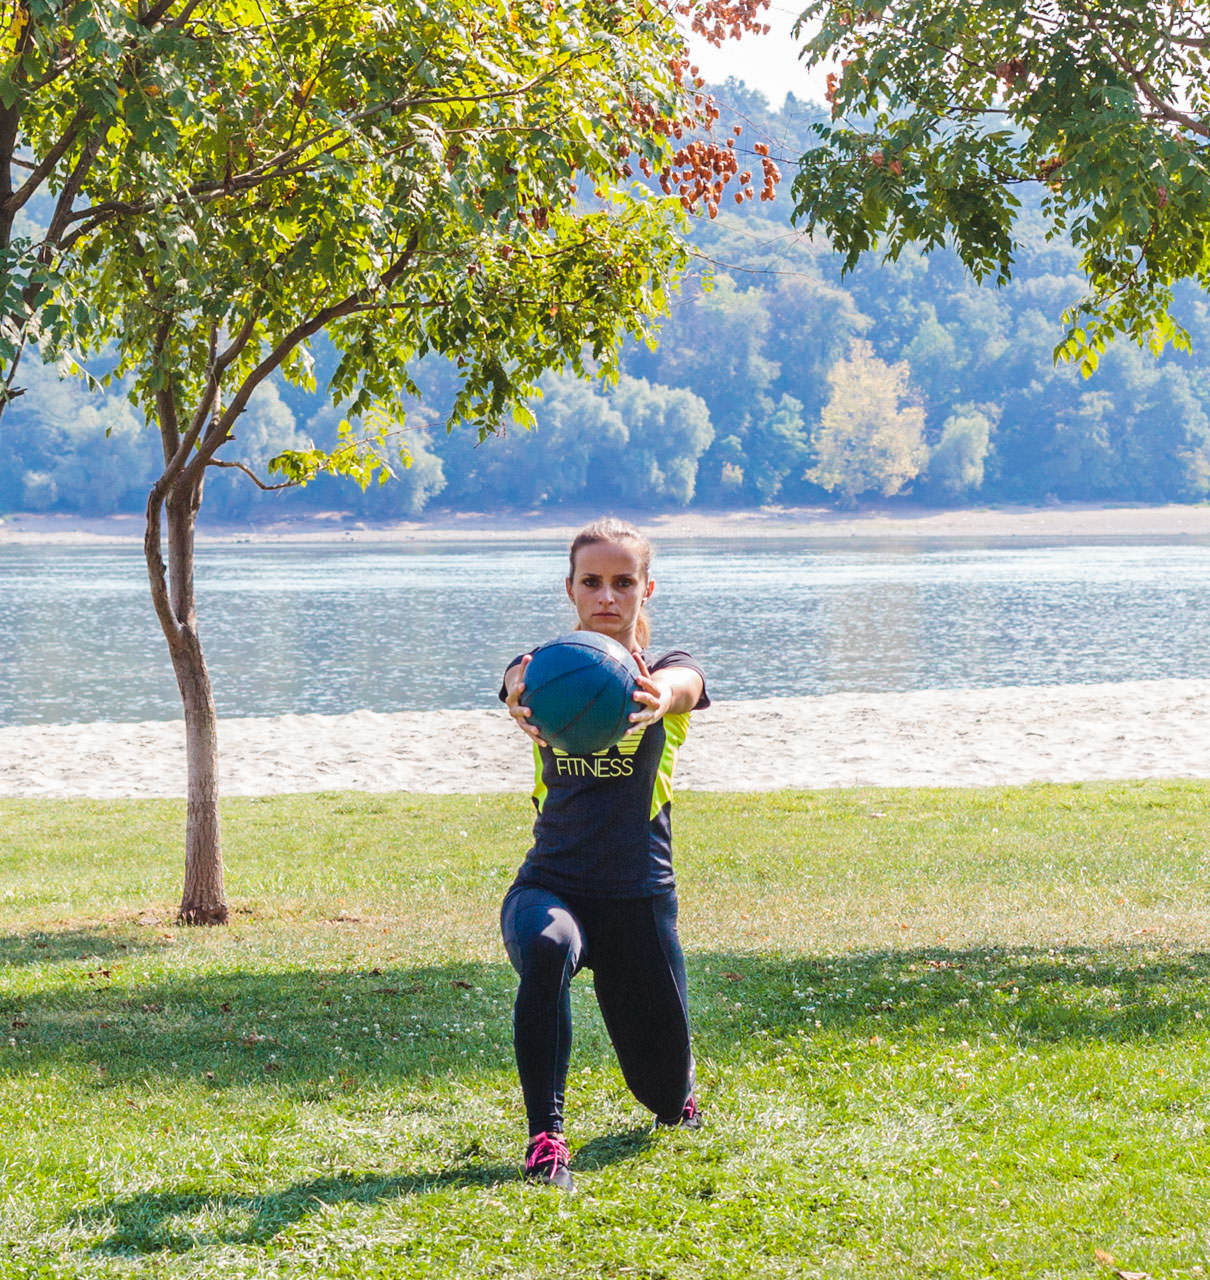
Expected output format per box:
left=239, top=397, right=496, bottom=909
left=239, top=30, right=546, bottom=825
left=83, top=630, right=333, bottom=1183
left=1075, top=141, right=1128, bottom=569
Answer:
left=1094, top=1254, right=1150, bottom=1280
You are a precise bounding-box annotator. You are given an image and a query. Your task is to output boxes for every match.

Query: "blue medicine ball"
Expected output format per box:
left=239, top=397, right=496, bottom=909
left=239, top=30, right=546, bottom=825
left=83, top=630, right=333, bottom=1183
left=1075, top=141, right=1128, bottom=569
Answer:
left=521, top=632, right=642, bottom=756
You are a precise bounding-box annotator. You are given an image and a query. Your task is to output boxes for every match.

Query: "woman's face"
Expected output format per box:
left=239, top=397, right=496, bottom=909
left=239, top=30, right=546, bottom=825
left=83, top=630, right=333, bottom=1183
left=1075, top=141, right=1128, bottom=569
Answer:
left=566, top=539, right=653, bottom=647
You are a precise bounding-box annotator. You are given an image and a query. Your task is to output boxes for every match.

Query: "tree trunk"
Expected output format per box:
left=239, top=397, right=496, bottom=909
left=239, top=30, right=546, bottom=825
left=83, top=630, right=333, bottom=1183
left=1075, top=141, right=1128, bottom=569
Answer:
left=171, top=623, right=227, bottom=925
left=145, top=473, right=228, bottom=925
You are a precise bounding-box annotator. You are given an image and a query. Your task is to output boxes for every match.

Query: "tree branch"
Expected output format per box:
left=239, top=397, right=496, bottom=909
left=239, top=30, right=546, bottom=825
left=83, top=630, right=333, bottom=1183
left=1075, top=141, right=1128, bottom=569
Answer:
left=184, top=228, right=420, bottom=482
left=4, top=108, right=88, bottom=235
left=37, top=129, right=102, bottom=253
left=208, top=458, right=297, bottom=490
left=1069, top=0, right=1210, bottom=137
left=0, top=0, right=35, bottom=197
left=141, top=0, right=192, bottom=28
left=161, top=0, right=207, bottom=28
left=1116, top=56, right=1210, bottom=137
left=156, top=379, right=184, bottom=469
left=146, top=311, right=196, bottom=479
left=183, top=323, right=223, bottom=444
left=0, top=105, right=24, bottom=235
left=179, top=310, right=257, bottom=449
left=1087, top=5, right=1210, bottom=51
left=216, top=312, right=258, bottom=370
left=1, top=336, right=28, bottom=402
left=144, top=484, right=180, bottom=640
left=145, top=312, right=187, bottom=637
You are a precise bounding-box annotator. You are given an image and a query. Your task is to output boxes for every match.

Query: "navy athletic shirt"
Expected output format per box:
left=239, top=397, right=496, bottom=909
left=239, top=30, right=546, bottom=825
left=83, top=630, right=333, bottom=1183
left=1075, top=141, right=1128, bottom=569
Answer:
left=500, top=649, right=709, bottom=899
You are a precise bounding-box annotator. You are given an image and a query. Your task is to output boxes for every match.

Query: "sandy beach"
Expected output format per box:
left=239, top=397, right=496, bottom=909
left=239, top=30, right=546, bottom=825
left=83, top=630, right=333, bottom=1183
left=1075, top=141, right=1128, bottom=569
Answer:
left=5, top=501, right=1210, bottom=546
left=2, top=678, right=1208, bottom=798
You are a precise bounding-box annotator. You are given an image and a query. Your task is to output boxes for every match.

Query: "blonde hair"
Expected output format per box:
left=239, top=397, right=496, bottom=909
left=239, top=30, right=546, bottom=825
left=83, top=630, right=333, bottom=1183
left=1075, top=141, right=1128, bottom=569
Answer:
left=568, top=517, right=653, bottom=648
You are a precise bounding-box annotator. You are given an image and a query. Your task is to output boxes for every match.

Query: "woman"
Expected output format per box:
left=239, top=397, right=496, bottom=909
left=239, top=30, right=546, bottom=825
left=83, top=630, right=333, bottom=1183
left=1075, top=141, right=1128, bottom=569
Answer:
left=499, top=517, right=709, bottom=1192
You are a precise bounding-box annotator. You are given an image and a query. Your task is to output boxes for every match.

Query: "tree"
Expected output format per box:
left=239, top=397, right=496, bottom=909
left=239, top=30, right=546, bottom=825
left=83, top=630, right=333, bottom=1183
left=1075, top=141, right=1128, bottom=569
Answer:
left=609, top=375, right=713, bottom=505
left=432, top=371, right=631, bottom=507
left=791, top=0, right=1210, bottom=371
left=0, top=356, right=158, bottom=511
left=927, top=404, right=996, bottom=497
left=807, top=338, right=926, bottom=503
left=740, top=392, right=809, bottom=504
left=629, top=272, right=782, bottom=502
left=424, top=370, right=713, bottom=507
left=2, top=0, right=772, bottom=922
left=633, top=273, right=778, bottom=432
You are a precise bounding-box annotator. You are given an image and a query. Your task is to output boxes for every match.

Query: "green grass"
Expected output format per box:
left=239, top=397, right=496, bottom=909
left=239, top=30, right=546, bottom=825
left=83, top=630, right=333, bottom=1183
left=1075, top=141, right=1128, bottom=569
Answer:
left=3, top=783, right=1210, bottom=1278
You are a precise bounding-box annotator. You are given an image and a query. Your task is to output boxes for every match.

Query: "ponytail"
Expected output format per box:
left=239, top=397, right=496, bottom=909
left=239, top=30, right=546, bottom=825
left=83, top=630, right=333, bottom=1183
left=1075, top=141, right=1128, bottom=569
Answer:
left=634, top=607, right=651, bottom=650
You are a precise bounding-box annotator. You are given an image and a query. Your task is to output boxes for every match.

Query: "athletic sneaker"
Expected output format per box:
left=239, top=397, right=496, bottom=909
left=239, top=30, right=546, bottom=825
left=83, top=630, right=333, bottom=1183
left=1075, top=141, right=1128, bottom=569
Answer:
left=656, top=1095, right=702, bottom=1130
left=524, top=1131, right=574, bottom=1191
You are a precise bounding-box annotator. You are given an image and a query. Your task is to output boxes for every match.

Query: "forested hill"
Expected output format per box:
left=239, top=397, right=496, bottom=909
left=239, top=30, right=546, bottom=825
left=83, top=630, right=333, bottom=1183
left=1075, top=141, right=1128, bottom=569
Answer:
left=5, top=81, right=1210, bottom=521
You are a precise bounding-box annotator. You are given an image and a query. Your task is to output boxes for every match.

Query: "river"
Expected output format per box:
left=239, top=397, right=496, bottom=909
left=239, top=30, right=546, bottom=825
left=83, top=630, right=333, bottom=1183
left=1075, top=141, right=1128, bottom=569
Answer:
left=3, top=536, right=1210, bottom=726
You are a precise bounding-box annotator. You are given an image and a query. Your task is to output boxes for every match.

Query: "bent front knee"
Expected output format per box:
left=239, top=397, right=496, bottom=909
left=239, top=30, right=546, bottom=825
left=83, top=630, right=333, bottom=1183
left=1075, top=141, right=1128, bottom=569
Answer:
left=516, top=931, right=579, bottom=987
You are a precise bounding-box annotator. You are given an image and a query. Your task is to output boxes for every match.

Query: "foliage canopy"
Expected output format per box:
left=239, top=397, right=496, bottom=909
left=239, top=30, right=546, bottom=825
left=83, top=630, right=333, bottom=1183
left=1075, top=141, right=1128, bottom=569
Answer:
left=791, top=0, right=1210, bottom=372
left=2, top=0, right=717, bottom=454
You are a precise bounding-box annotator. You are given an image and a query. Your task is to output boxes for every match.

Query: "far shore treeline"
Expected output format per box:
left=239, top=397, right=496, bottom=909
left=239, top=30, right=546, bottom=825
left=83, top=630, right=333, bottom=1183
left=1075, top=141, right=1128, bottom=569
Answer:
left=7, top=82, right=1210, bottom=522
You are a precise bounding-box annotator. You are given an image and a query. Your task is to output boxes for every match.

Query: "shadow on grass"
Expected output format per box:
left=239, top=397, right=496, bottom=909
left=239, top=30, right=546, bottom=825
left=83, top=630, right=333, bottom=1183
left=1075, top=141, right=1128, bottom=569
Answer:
left=688, top=944, right=1210, bottom=1053
left=574, top=1125, right=655, bottom=1170
left=80, top=1137, right=653, bottom=1255
left=5, top=929, right=1210, bottom=1090
left=0, top=926, right=170, bottom=968
left=2, top=955, right=520, bottom=1086
left=78, top=1166, right=516, bottom=1255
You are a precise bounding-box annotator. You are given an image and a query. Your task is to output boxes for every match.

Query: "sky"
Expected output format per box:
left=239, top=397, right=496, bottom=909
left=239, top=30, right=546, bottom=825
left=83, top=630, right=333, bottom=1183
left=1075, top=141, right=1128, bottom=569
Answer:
left=685, top=2, right=832, bottom=109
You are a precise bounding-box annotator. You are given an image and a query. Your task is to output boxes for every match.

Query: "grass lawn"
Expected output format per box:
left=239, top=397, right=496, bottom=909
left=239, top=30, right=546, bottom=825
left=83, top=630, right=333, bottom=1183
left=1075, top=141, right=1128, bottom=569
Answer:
left=2, top=782, right=1209, bottom=1278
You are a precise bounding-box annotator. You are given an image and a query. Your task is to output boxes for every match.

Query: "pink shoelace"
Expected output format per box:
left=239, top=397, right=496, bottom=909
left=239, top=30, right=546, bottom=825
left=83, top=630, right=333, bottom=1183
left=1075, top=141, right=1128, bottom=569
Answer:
left=525, top=1131, right=570, bottom=1175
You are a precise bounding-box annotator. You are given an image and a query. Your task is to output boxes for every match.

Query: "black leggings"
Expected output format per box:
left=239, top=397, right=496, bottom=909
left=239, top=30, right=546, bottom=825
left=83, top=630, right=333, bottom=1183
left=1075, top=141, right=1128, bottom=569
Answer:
left=500, top=884, right=695, bottom=1136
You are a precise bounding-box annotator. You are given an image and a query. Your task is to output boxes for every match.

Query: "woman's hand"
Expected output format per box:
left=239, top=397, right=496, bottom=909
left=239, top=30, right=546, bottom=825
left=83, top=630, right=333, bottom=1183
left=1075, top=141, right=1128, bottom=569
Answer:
left=503, top=654, right=548, bottom=747
left=627, top=652, right=674, bottom=734
left=627, top=652, right=704, bottom=734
